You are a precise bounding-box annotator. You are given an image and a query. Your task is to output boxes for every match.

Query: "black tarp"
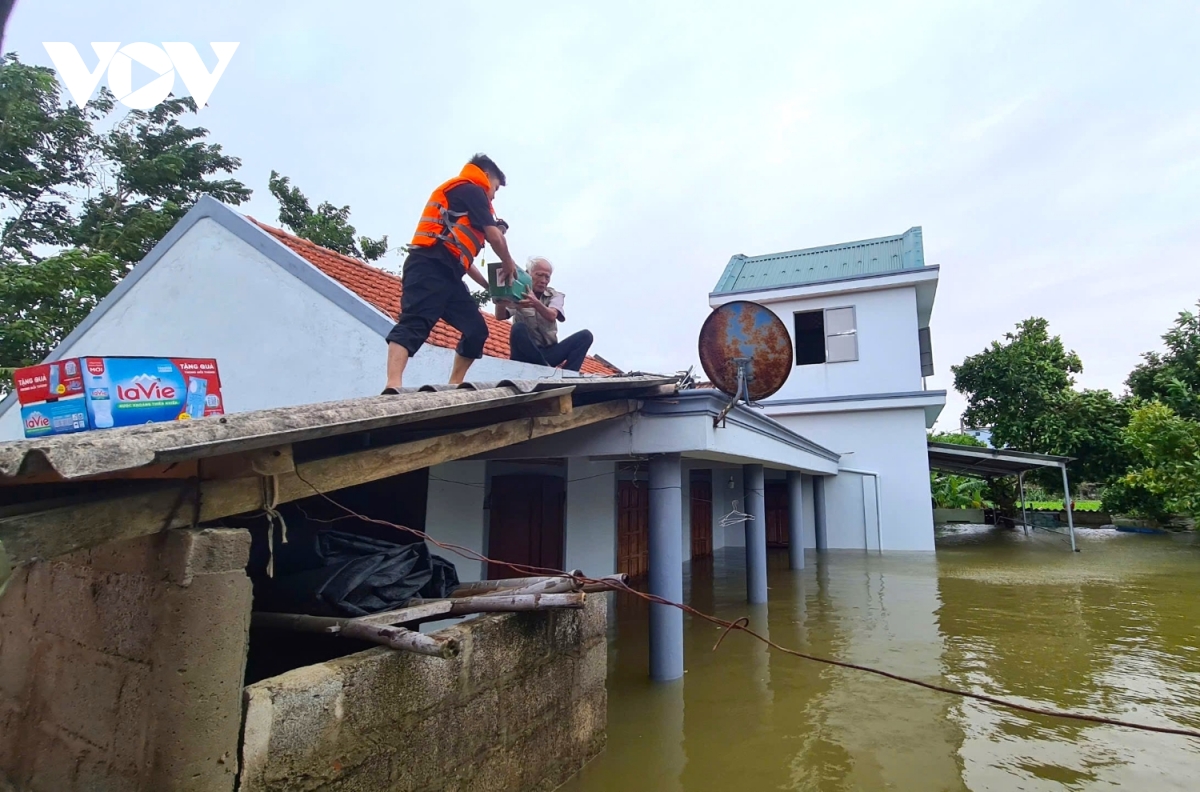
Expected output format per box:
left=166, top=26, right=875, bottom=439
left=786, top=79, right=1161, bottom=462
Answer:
left=256, top=528, right=459, bottom=618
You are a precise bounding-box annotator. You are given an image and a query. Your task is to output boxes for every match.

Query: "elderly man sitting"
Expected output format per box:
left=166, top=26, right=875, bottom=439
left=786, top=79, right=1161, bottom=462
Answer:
left=495, top=256, right=594, bottom=371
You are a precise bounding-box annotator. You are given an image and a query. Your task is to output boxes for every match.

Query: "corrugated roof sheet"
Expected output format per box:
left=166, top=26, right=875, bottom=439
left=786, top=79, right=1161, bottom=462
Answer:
left=712, top=226, right=926, bottom=294
left=0, top=377, right=676, bottom=481
left=248, top=219, right=621, bottom=377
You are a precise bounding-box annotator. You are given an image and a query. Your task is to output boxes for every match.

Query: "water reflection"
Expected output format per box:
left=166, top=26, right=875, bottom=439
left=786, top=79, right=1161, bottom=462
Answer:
left=563, top=528, right=1200, bottom=791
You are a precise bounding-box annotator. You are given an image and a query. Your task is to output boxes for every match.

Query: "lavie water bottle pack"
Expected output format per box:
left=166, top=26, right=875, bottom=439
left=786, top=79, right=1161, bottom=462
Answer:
left=13, top=357, right=224, bottom=438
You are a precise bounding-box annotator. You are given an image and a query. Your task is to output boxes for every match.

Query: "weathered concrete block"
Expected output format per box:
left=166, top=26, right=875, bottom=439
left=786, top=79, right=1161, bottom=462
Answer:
left=0, top=526, right=253, bottom=792
left=162, top=528, right=252, bottom=586
left=241, top=607, right=608, bottom=792
left=334, top=633, right=467, bottom=731
left=466, top=612, right=551, bottom=693
left=575, top=639, right=608, bottom=696
left=498, top=659, right=574, bottom=739
left=580, top=594, right=607, bottom=643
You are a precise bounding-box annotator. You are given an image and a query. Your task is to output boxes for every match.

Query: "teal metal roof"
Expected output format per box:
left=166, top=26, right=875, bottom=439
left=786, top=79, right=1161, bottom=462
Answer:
left=713, top=226, right=926, bottom=294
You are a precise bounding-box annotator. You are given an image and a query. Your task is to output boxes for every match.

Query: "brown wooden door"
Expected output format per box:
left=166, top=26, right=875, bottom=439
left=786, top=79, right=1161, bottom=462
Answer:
left=487, top=475, right=565, bottom=579
left=690, top=471, right=713, bottom=559
left=766, top=480, right=789, bottom=547
left=617, top=480, right=649, bottom=579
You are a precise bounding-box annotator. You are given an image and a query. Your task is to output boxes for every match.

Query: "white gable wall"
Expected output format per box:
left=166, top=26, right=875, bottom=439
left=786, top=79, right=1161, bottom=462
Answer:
left=0, top=216, right=568, bottom=440
left=763, top=285, right=924, bottom=402
left=772, top=407, right=935, bottom=552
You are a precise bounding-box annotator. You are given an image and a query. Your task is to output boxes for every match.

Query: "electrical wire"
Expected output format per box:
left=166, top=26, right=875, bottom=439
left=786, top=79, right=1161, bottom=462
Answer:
left=291, top=470, right=1200, bottom=742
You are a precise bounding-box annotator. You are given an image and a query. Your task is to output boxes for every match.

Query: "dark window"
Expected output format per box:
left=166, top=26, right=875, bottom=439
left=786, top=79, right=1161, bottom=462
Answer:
left=919, top=327, right=934, bottom=376
left=795, top=310, right=826, bottom=365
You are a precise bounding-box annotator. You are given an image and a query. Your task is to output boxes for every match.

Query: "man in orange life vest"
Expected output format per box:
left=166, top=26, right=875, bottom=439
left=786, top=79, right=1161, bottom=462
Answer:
left=383, top=154, right=519, bottom=393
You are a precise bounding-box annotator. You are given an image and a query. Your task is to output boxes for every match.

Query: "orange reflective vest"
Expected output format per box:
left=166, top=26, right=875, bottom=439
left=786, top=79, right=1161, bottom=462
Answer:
left=408, top=163, right=495, bottom=270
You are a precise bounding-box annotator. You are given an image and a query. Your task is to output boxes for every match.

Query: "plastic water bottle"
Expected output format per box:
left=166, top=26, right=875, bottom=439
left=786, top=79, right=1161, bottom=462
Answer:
left=87, top=365, right=114, bottom=429
left=186, top=377, right=208, bottom=419
left=47, top=363, right=59, bottom=398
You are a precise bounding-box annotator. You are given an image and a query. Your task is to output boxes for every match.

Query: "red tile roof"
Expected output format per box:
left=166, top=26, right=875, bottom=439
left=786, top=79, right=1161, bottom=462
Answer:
left=248, top=218, right=620, bottom=376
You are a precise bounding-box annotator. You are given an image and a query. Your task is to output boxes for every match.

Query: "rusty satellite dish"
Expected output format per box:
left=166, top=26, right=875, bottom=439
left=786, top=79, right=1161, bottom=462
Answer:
left=698, top=301, right=792, bottom=427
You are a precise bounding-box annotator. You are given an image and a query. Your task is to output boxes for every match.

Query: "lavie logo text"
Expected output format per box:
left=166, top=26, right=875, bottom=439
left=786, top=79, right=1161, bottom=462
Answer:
left=42, top=42, right=239, bottom=110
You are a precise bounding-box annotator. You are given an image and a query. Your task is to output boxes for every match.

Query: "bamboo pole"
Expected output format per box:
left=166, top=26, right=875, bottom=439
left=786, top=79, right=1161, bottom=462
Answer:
left=445, top=592, right=584, bottom=614
left=339, top=622, right=459, bottom=658
left=449, top=576, right=564, bottom=597
left=252, top=612, right=459, bottom=658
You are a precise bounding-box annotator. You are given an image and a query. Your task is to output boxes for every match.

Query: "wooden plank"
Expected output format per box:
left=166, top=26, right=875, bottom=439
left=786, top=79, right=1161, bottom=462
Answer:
left=0, top=400, right=636, bottom=574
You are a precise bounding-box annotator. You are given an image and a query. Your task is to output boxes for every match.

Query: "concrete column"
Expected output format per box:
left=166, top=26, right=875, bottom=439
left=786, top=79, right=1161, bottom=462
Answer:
left=648, top=453, right=684, bottom=681
left=787, top=470, right=805, bottom=570
left=743, top=464, right=768, bottom=604
left=813, top=476, right=828, bottom=552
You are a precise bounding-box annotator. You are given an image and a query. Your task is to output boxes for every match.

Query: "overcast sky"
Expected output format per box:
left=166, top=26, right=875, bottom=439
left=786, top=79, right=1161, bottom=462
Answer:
left=8, top=1, right=1198, bottom=429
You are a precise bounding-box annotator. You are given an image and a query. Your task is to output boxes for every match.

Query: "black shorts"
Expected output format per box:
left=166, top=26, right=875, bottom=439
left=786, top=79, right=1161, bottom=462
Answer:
left=385, top=252, right=488, bottom=359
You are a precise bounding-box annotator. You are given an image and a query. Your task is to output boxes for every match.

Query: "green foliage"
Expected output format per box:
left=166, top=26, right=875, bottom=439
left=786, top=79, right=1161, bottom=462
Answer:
left=470, top=289, right=490, bottom=307
left=931, top=474, right=987, bottom=509
left=0, top=249, right=121, bottom=366
left=951, top=317, right=1131, bottom=491
left=1021, top=500, right=1103, bottom=512
left=928, top=432, right=989, bottom=508
left=1118, top=401, right=1200, bottom=517
left=1101, top=478, right=1172, bottom=523
left=952, top=317, right=1082, bottom=452
left=268, top=170, right=387, bottom=262
left=1127, top=301, right=1200, bottom=421
left=928, top=431, right=986, bottom=447
left=0, top=53, right=250, bottom=390
left=0, top=55, right=110, bottom=260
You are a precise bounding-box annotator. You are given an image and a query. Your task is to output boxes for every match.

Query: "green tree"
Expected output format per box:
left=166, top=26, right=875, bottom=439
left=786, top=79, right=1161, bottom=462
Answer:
left=0, top=55, right=110, bottom=260
left=268, top=171, right=387, bottom=262
left=928, top=432, right=989, bottom=509
left=0, top=53, right=251, bottom=392
left=952, top=317, right=1082, bottom=451
left=1127, top=300, right=1200, bottom=421
left=74, top=96, right=251, bottom=265
left=1117, top=402, right=1200, bottom=518
left=951, top=317, right=1131, bottom=493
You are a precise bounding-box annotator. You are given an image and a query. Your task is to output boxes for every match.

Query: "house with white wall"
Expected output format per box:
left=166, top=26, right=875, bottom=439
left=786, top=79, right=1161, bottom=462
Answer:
left=0, top=195, right=618, bottom=441
left=0, top=197, right=949, bottom=680
left=709, top=226, right=947, bottom=551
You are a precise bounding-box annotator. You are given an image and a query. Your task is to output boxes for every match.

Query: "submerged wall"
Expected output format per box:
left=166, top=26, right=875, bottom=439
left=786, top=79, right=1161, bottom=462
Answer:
left=240, top=595, right=609, bottom=792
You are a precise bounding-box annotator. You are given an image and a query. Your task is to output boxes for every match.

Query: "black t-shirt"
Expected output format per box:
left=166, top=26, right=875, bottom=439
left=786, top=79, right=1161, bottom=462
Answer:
left=416, top=182, right=496, bottom=272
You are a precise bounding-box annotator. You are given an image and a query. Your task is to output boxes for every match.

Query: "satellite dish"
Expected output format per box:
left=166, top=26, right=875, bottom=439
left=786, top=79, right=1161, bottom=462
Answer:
left=697, top=300, right=792, bottom=427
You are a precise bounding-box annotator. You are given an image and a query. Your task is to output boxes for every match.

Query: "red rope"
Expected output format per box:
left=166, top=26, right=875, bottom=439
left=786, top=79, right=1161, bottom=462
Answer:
left=293, top=473, right=1200, bottom=741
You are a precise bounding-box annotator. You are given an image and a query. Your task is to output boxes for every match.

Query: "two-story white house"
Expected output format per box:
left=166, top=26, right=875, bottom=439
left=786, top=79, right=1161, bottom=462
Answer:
left=708, top=227, right=946, bottom=551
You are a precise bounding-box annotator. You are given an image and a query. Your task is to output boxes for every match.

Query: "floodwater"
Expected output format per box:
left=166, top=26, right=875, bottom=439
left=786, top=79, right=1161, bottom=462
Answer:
left=561, top=527, right=1200, bottom=791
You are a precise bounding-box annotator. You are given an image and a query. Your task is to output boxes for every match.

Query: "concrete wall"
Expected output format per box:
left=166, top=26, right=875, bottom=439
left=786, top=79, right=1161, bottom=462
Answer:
left=774, top=407, right=935, bottom=551
left=0, top=218, right=577, bottom=440
left=240, top=596, right=608, bottom=792
left=0, top=528, right=252, bottom=792
left=426, top=462, right=488, bottom=583
left=759, top=285, right=923, bottom=402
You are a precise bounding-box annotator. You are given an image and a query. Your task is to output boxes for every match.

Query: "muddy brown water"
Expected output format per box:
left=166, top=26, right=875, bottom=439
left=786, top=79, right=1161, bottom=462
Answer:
left=561, top=526, right=1200, bottom=791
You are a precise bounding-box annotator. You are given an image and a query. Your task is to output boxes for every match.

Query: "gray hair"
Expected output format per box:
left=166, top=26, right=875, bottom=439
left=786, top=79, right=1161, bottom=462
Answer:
left=526, top=256, right=554, bottom=274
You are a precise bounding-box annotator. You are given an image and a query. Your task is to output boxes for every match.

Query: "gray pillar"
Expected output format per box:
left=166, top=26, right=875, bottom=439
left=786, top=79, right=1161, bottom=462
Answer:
left=1018, top=471, right=1029, bottom=535
left=813, top=476, right=828, bottom=552
left=787, top=471, right=805, bottom=570
left=1061, top=464, right=1078, bottom=553
left=648, top=454, right=684, bottom=681
left=743, top=464, right=768, bottom=604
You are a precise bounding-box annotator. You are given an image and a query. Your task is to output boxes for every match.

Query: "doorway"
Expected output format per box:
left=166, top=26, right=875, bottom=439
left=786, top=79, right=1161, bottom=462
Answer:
left=766, top=480, right=789, bottom=547
left=617, top=479, right=649, bottom=578
left=690, top=470, right=713, bottom=559
left=487, top=474, right=565, bottom=578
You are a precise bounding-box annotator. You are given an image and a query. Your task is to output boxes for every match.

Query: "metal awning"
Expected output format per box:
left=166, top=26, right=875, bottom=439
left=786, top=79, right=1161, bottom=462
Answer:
left=927, top=441, right=1072, bottom=477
